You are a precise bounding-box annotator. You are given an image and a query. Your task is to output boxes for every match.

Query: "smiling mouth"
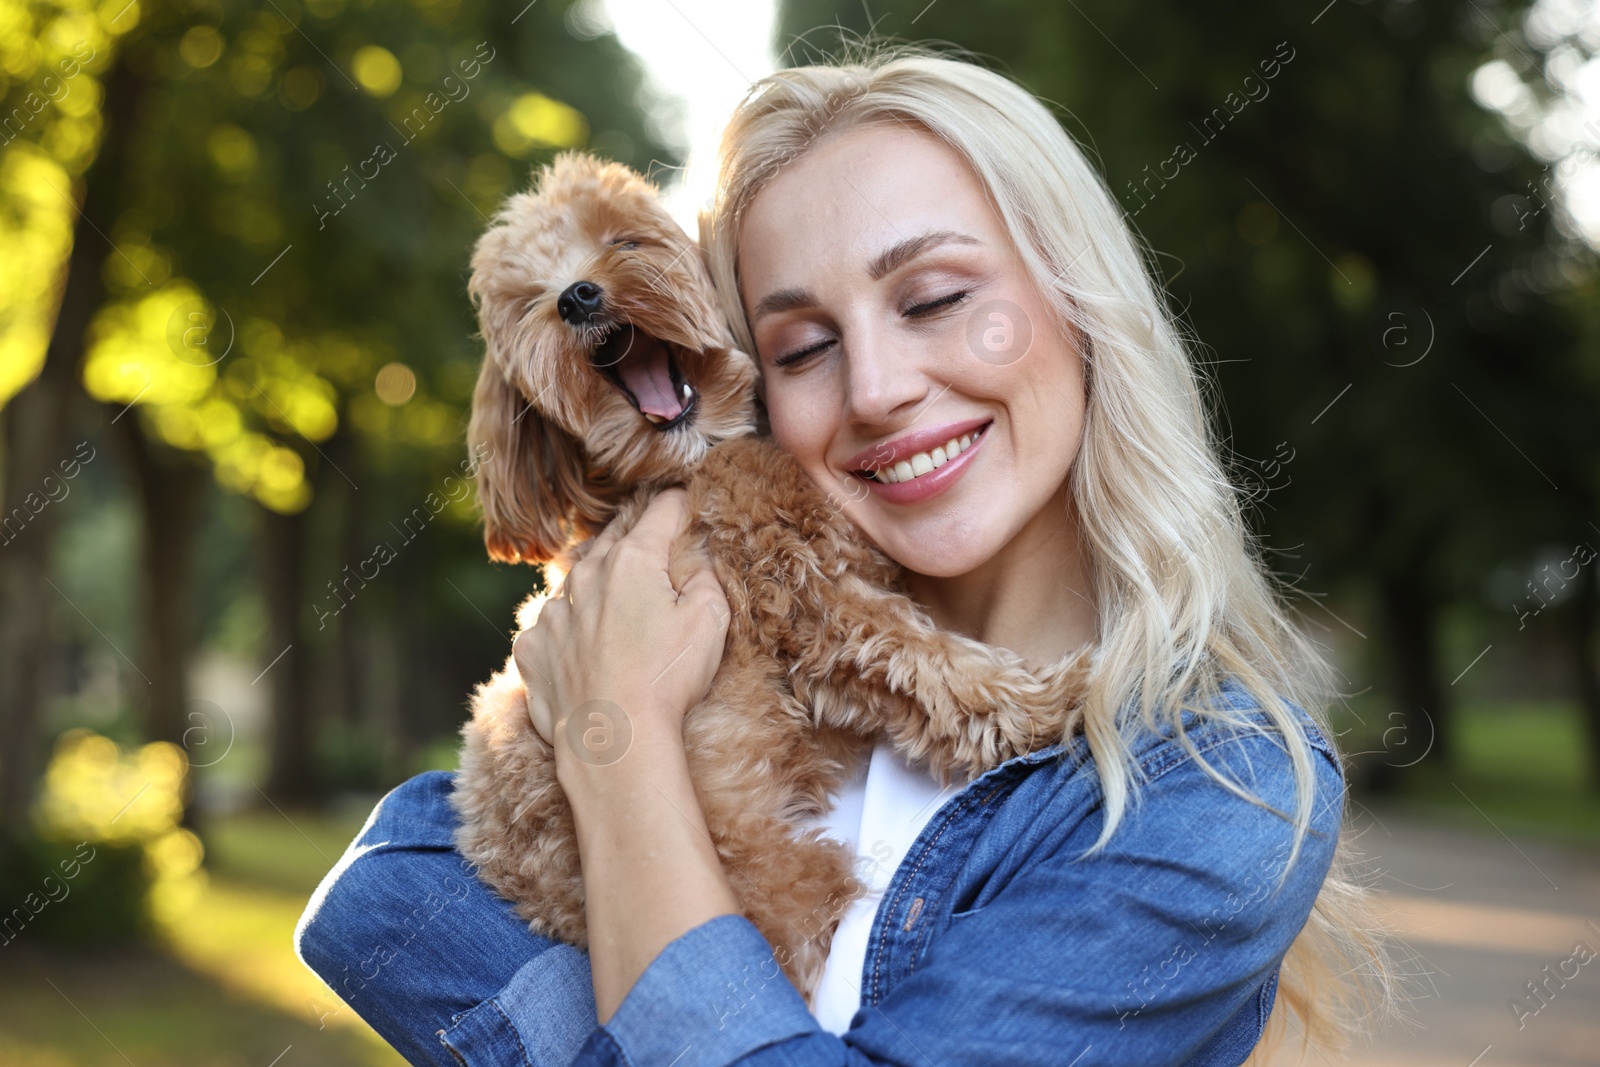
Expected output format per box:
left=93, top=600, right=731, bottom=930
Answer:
left=853, top=423, right=990, bottom=484
left=590, top=324, right=698, bottom=431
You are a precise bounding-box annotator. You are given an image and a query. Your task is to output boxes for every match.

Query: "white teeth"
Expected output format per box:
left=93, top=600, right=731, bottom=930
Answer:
left=643, top=412, right=665, bottom=424
left=680, top=382, right=691, bottom=400
left=866, top=426, right=985, bottom=485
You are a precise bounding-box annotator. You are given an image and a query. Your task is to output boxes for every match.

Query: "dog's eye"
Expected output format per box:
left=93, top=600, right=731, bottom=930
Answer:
left=610, top=238, right=640, bottom=250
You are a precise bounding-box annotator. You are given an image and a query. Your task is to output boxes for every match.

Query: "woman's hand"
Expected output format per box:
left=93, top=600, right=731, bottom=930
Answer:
left=512, top=488, right=730, bottom=769
left=508, top=488, right=741, bottom=1024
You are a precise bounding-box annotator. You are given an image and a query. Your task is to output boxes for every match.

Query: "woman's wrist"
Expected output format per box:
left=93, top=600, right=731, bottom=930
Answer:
left=555, top=713, right=741, bottom=1023
left=554, top=710, right=699, bottom=844
left=552, top=699, right=681, bottom=787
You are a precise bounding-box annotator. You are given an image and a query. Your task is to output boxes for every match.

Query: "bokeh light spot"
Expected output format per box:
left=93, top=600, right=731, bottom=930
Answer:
left=179, top=25, right=224, bottom=69
left=352, top=45, right=402, bottom=98
left=375, top=361, right=417, bottom=405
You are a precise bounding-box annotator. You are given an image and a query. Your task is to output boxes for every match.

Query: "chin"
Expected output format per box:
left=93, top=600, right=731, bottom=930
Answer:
left=851, top=512, right=1003, bottom=580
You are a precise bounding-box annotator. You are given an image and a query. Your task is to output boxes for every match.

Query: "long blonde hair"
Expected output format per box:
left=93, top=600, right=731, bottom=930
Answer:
left=701, top=46, right=1400, bottom=1059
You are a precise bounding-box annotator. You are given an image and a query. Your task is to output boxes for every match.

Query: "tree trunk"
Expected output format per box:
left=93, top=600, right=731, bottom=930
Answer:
left=1570, top=560, right=1600, bottom=792
left=262, top=501, right=319, bottom=804
left=327, top=431, right=362, bottom=729
left=1367, top=564, right=1450, bottom=792
left=0, top=59, right=142, bottom=833
left=0, top=300, right=86, bottom=832
left=117, top=419, right=207, bottom=748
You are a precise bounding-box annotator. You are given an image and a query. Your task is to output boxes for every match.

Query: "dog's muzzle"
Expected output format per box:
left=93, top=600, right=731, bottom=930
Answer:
left=557, top=280, right=604, bottom=325
left=590, top=323, right=699, bottom=431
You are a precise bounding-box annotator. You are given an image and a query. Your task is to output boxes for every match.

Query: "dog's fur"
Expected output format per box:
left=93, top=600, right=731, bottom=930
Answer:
left=452, top=153, right=1093, bottom=1002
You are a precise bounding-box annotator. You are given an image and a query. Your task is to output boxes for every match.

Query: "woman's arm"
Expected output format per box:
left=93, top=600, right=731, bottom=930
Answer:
left=293, top=770, right=602, bottom=1066
left=562, top=729, right=741, bottom=1023
left=513, top=488, right=741, bottom=1022
left=500, top=485, right=1344, bottom=1064
left=555, top=719, right=1344, bottom=1067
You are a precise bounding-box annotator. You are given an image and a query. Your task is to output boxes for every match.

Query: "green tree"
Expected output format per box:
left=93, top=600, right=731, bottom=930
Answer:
left=1, top=0, right=676, bottom=815
left=775, top=0, right=1600, bottom=783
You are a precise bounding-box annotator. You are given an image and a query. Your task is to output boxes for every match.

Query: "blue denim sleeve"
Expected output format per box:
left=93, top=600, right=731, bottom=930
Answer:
left=566, top=722, right=1344, bottom=1067
left=293, top=770, right=601, bottom=1066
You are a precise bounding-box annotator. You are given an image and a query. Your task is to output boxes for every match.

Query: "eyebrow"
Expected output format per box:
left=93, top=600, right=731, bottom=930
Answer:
left=867, top=229, right=980, bottom=281
left=750, top=229, right=981, bottom=324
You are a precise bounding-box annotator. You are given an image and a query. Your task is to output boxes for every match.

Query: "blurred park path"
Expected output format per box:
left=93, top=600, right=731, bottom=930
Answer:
left=1277, top=810, right=1600, bottom=1067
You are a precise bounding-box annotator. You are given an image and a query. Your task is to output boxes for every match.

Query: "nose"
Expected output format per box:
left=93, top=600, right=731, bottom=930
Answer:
left=557, top=281, right=604, bottom=325
left=843, top=329, right=928, bottom=426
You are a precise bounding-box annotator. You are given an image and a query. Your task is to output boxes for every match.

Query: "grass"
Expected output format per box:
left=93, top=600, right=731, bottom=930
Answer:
left=0, top=807, right=407, bottom=1067
left=4, top=702, right=1595, bottom=1063
left=200, top=804, right=377, bottom=894
left=1340, top=700, right=1600, bottom=843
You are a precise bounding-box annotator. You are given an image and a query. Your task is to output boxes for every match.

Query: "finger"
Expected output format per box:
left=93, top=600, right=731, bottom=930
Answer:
left=675, top=556, right=726, bottom=610
left=625, top=488, right=692, bottom=553
left=512, top=628, right=550, bottom=687
left=585, top=513, right=630, bottom=559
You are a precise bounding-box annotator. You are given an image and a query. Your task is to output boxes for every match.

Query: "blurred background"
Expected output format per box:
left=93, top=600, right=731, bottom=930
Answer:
left=1, top=0, right=1597, bottom=1064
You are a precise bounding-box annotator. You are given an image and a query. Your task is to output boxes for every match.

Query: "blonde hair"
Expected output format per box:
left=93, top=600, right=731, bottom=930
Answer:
left=701, top=45, right=1400, bottom=1060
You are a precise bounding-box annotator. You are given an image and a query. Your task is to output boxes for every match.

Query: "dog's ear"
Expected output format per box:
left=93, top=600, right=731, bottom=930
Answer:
left=467, top=358, right=604, bottom=564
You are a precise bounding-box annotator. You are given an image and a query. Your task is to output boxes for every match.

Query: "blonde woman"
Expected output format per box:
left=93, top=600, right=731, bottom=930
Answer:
left=297, top=49, right=1394, bottom=1066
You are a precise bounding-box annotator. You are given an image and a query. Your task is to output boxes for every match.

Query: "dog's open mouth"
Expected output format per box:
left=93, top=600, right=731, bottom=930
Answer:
left=590, top=324, right=699, bottom=430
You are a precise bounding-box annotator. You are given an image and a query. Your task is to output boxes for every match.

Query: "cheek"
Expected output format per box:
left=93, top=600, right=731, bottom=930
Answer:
left=1028, top=338, right=1086, bottom=414
left=764, top=380, right=831, bottom=465
left=768, top=412, right=824, bottom=486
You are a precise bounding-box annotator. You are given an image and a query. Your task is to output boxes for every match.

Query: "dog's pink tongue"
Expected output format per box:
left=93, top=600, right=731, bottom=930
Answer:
left=617, top=335, right=684, bottom=420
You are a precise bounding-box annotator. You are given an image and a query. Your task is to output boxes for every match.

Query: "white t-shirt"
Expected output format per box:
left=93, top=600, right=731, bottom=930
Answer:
left=796, top=742, right=975, bottom=1034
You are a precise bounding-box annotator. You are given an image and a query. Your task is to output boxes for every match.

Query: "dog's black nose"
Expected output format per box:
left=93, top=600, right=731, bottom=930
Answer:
left=557, top=281, right=604, bottom=325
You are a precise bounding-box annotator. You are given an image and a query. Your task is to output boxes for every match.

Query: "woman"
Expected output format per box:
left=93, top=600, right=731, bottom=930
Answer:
left=295, top=50, right=1393, bottom=1066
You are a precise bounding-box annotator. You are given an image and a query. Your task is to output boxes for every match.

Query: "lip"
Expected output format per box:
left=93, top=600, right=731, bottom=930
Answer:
left=853, top=422, right=989, bottom=506
left=844, top=416, right=993, bottom=473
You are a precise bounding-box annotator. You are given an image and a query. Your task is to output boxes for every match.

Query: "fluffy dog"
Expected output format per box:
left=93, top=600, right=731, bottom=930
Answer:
left=452, top=153, right=1093, bottom=1002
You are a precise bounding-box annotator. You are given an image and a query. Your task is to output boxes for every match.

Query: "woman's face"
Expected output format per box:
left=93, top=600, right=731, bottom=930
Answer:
left=738, top=123, right=1088, bottom=578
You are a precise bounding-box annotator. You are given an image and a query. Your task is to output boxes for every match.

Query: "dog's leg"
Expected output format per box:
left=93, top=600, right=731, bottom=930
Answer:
left=782, top=572, right=1094, bottom=782
left=452, top=657, right=591, bottom=948
left=458, top=645, right=865, bottom=1002
left=677, top=656, right=866, bottom=1005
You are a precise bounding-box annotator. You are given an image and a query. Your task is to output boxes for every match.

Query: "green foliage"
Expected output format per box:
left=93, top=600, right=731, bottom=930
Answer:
left=0, top=836, right=149, bottom=948
left=775, top=1, right=1600, bottom=773
left=4, top=0, right=679, bottom=512
left=313, top=718, right=386, bottom=792
left=3, top=0, right=685, bottom=795
left=0, top=729, right=204, bottom=948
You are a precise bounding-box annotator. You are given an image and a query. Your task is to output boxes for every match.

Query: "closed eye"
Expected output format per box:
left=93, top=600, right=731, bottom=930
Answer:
left=904, top=290, right=969, bottom=316
left=773, top=290, right=973, bottom=367
left=773, top=337, right=833, bottom=368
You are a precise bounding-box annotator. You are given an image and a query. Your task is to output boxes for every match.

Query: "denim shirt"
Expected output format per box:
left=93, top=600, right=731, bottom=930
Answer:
left=295, top=678, right=1343, bottom=1066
